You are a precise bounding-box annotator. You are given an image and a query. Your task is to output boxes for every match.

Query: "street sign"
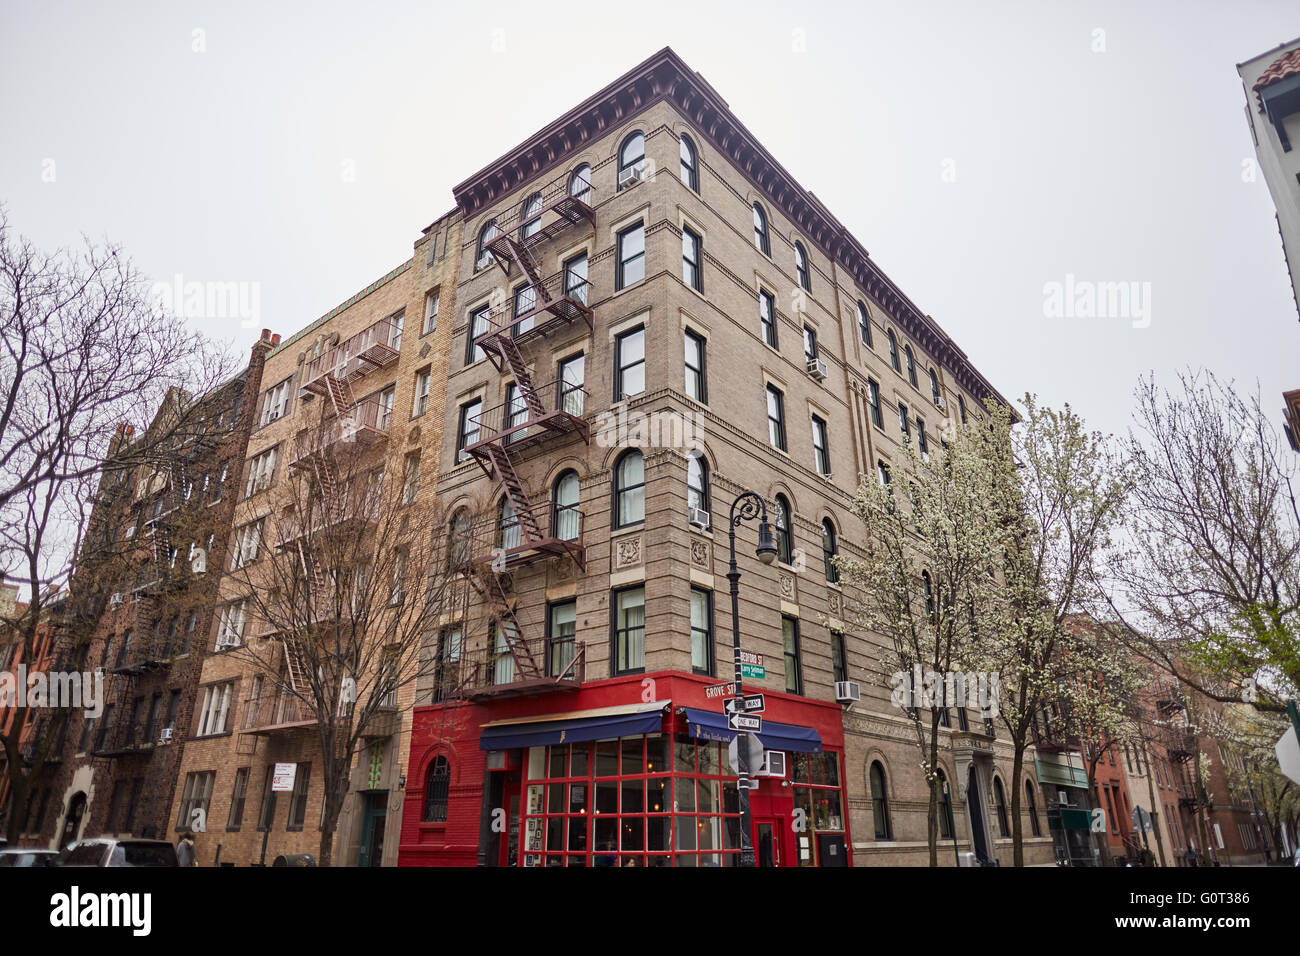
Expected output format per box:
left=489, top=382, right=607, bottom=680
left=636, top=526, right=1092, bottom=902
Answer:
left=728, top=732, right=765, bottom=776
left=728, top=713, right=762, bottom=733
left=1131, top=806, right=1154, bottom=833
left=271, top=762, right=297, bottom=792
left=1277, top=726, right=1300, bottom=786
left=704, top=681, right=735, bottom=700
left=724, top=694, right=765, bottom=715
left=740, top=663, right=766, bottom=679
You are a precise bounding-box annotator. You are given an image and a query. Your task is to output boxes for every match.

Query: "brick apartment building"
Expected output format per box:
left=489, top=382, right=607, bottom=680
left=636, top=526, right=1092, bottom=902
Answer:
left=167, top=209, right=464, bottom=867
left=20, top=336, right=270, bottom=849
left=395, top=47, right=1055, bottom=867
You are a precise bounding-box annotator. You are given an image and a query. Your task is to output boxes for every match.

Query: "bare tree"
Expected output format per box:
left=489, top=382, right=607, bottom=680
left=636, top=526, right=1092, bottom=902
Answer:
left=1110, top=370, right=1300, bottom=713
left=0, top=208, right=230, bottom=841
left=225, top=408, right=466, bottom=866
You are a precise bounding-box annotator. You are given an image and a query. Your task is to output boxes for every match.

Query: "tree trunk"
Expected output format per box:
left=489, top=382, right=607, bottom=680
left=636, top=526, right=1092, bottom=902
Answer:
left=1010, top=744, right=1025, bottom=866
left=4, top=775, right=31, bottom=846
left=927, top=780, right=939, bottom=867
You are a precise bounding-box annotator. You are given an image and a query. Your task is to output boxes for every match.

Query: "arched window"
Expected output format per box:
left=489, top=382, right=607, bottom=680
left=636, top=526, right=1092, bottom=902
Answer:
left=1026, top=780, right=1041, bottom=837
left=870, top=761, right=893, bottom=840
left=936, top=769, right=953, bottom=839
left=687, top=453, right=709, bottom=517
left=679, top=133, right=698, bottom=192
left=499, top=497, right=520, bottom=552
left=888, top=330, right=900, bottom=372
left=794, top=241, right=811, bottom=292
left=618, top=131, right=645, bottom=188
left=958, top=395, right=968, bottom=425
left=552, top=470, right=580, bottom=541
left=904, top=345, right=917, bottom=388
left=476, top=219, right=498, bottom=270
left=519, top=192, right=543, bottom=240
left=423, top=756, right=449, bottom=822
left=774, top=494, right=793, bottom=564
left=753, top=203, right=770, bottom=255
left=613, top=450, right=645, bottom=528
left=857, top=301, right=872, bottom=348
left=822, top=518, right=838, bottom=584
left=569, top=164, right=592, bottom=204
left=448, top=508, right=471, bottom=568
left=994, top=776, right=1010, bottom=838
left=930, top=369, right=941, bottom=406
left=922, top=571, right=935, bottom=619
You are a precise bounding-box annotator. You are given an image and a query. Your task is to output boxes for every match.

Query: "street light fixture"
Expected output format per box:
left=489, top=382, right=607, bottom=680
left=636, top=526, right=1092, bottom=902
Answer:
left=727, top=488, right=774, bottom=867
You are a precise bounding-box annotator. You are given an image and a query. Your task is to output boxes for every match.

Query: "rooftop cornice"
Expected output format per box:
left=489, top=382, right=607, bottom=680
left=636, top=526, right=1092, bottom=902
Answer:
left=451, top=47, right=1010, bottom=411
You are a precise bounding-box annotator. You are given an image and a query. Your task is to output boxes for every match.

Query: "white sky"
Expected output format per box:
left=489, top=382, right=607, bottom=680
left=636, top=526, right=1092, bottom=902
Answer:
left=3, top=0, right=1299, bottom=444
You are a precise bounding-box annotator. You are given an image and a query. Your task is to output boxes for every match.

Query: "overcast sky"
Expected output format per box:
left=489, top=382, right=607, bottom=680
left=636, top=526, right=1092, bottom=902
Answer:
left=3, top=0, right=1298, bottom=444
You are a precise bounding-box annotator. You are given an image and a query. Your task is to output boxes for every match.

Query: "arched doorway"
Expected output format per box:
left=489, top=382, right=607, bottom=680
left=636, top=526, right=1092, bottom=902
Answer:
left=966, top=768, right=990, bottom=863
left=61, top=792, right=87, bottom=849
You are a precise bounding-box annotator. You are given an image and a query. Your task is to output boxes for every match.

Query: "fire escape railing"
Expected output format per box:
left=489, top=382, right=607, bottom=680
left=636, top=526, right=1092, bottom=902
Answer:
left=465, top=379, right=589, bottom=455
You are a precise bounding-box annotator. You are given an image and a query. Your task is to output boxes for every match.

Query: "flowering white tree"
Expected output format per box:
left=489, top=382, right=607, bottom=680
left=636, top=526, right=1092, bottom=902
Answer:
left=839, top=405, right=1009, bottom=866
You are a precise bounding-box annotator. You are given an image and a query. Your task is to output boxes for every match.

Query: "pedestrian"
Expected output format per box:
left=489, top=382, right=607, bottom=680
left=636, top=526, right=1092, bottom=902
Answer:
left=177, top=832, right=196, bottom=867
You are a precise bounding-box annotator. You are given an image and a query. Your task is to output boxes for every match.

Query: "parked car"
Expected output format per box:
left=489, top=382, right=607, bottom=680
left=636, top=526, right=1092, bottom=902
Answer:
left=55, top=838, right=178, bottom=867
left=0, top=848, right=59, bottom=867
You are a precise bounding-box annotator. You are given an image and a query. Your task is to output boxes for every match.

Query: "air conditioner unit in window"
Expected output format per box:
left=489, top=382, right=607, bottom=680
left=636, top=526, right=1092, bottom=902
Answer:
left=108, top=592, right=123, bottom=607
left=806, top=358, right=828, bottom=381
left=835, top=681, right=861, bottom=704
left=158, top=727, right=173, bottom=744
left=688, top=507, right=711, bottom=530
left=936, top=396, right=947, bottom=411
left=1058, top=791, right=1070, bottom=807
left=756, top=751, right=787, bottom=777
left=619, top=165, right=646, bottom=187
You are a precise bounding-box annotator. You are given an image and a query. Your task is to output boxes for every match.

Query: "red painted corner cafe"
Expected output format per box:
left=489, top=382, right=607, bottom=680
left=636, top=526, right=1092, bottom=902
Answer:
left=398, top=672, right=849, bottom=867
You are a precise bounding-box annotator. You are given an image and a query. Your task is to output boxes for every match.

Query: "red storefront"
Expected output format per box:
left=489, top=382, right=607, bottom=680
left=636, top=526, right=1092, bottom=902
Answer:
left=398, top=671, right=848, bottom=867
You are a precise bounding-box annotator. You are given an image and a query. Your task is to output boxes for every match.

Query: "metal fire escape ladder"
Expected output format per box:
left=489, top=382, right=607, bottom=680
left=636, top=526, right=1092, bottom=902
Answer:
left=465, top=566, right=542, bottom=682
left=477, top=443, right=544, bottom=543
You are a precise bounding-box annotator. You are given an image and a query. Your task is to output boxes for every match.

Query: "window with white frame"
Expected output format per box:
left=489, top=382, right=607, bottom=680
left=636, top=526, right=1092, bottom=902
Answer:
left=216, top=600, right=246, bottom=648
left=413, top=369, right=431, bottom=417
left=231, top=520, right=263, bottom=570
left=243, top=447, right=277, bottom=498
left=423, top=290, right=440, bottom=335
left=195, top=683, right=234, bottom=737
left=259, top=379, right=291, bottom=427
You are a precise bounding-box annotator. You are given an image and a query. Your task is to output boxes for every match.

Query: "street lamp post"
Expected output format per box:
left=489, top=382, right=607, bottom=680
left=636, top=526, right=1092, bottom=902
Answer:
left=726, top=489, right=778, bottom=867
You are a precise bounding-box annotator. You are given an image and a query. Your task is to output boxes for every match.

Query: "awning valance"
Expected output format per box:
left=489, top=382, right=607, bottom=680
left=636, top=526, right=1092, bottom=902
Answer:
left=681, top=707, right=822, bottom=753
left=479, top=700, right=670, bottom=751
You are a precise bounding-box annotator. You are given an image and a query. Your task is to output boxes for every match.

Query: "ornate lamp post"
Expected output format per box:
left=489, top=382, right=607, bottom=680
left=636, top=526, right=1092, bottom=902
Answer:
left=726, top=489, right=777, bottom=867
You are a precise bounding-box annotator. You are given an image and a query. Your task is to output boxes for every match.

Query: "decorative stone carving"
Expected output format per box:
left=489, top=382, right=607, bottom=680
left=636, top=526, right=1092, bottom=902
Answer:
left=408, top=425, right=421, bottom=445
left=690, top=539, right=710, bottom=568
left=615, top=536, right=642, bottom=569
left=779, top=572, right=795, bottom=601
left=828, top=591, right=841, bottom=615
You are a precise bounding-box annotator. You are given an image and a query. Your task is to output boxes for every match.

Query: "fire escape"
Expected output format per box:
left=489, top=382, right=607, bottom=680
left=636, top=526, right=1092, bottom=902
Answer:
left=453, top=169, right=595, bottom=698
left=239, top=317, right=399, bottom=753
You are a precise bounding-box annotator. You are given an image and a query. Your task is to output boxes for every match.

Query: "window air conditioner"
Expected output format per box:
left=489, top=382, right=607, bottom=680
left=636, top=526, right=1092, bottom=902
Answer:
left=1058, top=791, right=1070, bottom=807
left=158, top=727, right=173, bottom=744
left=835, top=681, right=861, bottom=704
left=688, top=507, right=711, bottom=530
left=757, top=751, right=787, bottom=777
left=619, top=165, right=645, bottom=187
left=936, top=396, right=947, bottom=411
left=806, top=358, right=828, bottom=381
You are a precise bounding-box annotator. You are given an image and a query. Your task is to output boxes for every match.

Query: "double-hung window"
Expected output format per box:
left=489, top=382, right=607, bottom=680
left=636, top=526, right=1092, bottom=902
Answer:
left=615, top=326, right=645, bottom=400
left=558, top=353, right=585, bottom=416
left=422, top=290, right=439, bottom=335
left=812, top=415, right=830, bottom=475
left=466, top=306, right=490, bottom=364
left=616, top=223, right=645, bottom=290
left=684, top=329, right=706, bottom=403
left=195, top=683, right=233, bottom=737
left=783, top=616, right=802, bottom=694
left=613, top=586, right=646, bottom=675
left=867, top=379, right=883, bottom=428
left=766, top=385, right=787, bottom=451
left=682, top=226, right=702, bottom=291
left=413, top=369, right=431, bottom=417
left=259, top=379, right=291, bottom=427
left=243, top=448, right=276, bottom=498
left=457, top=400, right=481, bottom=463
left=690, top=587, right=713, bottom=675
left=760, top=290, right=778, bottom=347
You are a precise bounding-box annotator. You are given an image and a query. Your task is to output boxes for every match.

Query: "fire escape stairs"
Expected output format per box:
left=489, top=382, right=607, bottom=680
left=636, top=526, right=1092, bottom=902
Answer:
left=465, top=565, right=542, bottom=682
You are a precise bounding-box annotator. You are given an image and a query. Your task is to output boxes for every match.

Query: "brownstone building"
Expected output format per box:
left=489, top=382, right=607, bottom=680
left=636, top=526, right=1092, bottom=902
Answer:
left=25, top=333, right=272, bottom=849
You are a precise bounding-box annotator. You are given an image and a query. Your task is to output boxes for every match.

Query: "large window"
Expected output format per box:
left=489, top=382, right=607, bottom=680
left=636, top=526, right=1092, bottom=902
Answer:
left=794, top=241, right=811, bottom=292
left=558, top=353, right=585, bottom=415
left=684, top=329, right=706, bottom=402
left=512, top=283, right=536, bottom=338
left=547, top=600, right=577, bottom=677
left=930, top=368, right=942, bottom=406
left=690, top=587, right=713, bottom=675
left=227, top=767, right=250, bottom=830
left=456, top=400, right=481, bottom=463
left=423, top=756, right=449, bottom=822
left=195, top=682, right=233, bottom=737
left=615, top=326, right=645, bottom=400
left=870, top=761, right=892, bottom=839
left=552, top=470, right=580, bottom=542
left=802, top=325, right=818, bottom=362
left=613, top=586, right=646, bottom=675
left=888, top=330, right=900, bottom=372
left=993, top=777, right=1010, bottom=838
left=759, top=289, right=778, bottom=347
left=936, top=770, right=953, bottom=839
left=564, top=251, right=588, bottom=306
left=857, top=301, right=873, bottom=348
left=686, top=453, right=709, bottom=517
left=519, top=191, right=543, bottom=240
left=867, top=378, right=883, bottom=428
left=259, top=378, right=292, bottom=427
left=753, top=203, right=770, bottom=255
left=682, top=226, right=702, bottom=292
left=618, top=131, right=645, bottom=187
left=774, top=494, right=793, bottom=564
left=569, top=164, right=592, bottom=203
left=766, top=384, right=787, bottom=451
left=831, top=631, right=848, bottom=685
left=287, top=762, right=311, bottom=830
left=811, top=415, right=830, bottom=476
left=905, top=345, right=918, bottom=388
left=679, top=133, right=698, bottom=192
left=822, top=519, right=838, bottom=584
left=476, top=219, right=498, bottom=271
left=413, top=368, right=431, bottom=417
left=783, top=616, right=802, bottom=695
left=466, top=306, right=490, bottom=364
left=176, top=771, right=215, bottom=832
left=616, top=222, right=645, bottom=290
left=613, top=450, right=645, bottom=528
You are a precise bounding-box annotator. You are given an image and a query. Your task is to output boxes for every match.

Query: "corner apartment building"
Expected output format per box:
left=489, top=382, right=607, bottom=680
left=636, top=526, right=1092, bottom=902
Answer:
left=169, top=209, right=463, bottom=867
left=24, top=337, right=270, bottom=850
left=1237, top=38, right=1300, bottom=451
left=397, top=48, right=1054, bottom=867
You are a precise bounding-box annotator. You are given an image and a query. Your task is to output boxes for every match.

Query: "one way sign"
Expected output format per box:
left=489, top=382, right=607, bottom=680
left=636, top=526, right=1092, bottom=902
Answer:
left=724, top=694, right=765, bottom=716
left=728, top=713, right=762, bottom=733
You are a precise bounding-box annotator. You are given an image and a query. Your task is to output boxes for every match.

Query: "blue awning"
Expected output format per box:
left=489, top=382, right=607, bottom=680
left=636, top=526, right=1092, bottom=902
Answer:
left=479, top=701, right=669, bottom=751
left=682, top=707, right=822, bottom=753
